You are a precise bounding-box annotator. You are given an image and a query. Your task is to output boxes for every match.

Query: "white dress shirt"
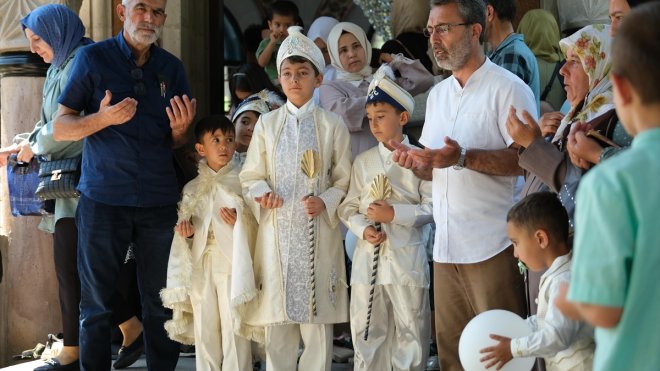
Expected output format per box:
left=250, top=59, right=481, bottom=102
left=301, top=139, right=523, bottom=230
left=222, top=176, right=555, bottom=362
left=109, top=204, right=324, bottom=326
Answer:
left=419, top=58, right=537, bottom=263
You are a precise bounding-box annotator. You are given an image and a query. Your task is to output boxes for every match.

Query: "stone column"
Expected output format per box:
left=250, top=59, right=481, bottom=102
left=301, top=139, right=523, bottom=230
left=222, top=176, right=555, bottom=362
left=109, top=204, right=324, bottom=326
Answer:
left=0, top=1, right=81, bottom=366
left=162, top=0, right=210, bottom=118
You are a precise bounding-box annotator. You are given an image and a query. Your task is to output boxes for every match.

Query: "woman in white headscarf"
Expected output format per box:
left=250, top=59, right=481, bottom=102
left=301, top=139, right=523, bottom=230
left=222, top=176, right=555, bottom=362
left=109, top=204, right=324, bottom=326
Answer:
left=319, top=22, right=434, bottom=159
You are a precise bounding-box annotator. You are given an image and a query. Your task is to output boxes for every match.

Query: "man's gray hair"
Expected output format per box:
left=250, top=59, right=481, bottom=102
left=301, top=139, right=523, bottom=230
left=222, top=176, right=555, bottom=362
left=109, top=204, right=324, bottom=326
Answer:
left=121, top=0, right=168, bottom=7
left=429, top=0, right=486, bottom=42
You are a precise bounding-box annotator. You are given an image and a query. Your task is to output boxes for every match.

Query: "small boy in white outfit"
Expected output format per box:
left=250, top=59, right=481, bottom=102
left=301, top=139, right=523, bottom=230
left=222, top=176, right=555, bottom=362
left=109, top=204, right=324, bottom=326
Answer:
left=161, top=115, right=259, bottom=371
left=338, top=71, right=433, bottom=371
left=480, top=192, right=594, bottom=370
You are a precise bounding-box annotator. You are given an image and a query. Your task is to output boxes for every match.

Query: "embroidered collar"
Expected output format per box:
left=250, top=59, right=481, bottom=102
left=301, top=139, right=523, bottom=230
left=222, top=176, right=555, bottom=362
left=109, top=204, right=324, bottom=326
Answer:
left=286, top=99, right=316, bottom=120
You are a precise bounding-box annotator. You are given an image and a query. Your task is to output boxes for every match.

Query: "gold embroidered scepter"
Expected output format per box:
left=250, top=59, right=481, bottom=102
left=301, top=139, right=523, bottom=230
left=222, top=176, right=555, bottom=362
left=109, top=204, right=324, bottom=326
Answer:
left=364, top=174, right=392, bottom=341
left=301, top=149, right=321, bottom=317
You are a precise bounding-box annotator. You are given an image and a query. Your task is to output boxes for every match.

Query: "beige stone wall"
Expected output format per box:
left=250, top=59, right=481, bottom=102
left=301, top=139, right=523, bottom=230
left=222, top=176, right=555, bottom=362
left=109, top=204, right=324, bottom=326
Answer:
left=78, top=0, right=113, bottom=41
left=0, top=0, right=82, bottom=52
left=0, top=76, right=60, bottom=367
left=162, top=0, right=211, bottom=117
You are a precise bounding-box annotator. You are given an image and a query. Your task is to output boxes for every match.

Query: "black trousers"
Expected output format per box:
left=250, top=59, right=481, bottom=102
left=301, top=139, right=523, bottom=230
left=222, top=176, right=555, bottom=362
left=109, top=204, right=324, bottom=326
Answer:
left=53, top=218, right=139, bottom=346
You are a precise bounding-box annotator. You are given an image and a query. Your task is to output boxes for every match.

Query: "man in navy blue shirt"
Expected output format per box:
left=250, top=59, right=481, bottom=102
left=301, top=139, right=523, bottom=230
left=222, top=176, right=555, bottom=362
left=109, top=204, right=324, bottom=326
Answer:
left=53, top=1, right=196, bottom=370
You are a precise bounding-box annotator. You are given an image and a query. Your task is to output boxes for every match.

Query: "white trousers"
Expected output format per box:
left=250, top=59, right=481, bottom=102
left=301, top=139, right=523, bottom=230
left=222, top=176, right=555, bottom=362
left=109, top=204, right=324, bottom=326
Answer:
left=190, top=249, right=252, bottom=371
left=350, top=284, right=431, bottom=371
left=265, top=323, right=333, bottom=371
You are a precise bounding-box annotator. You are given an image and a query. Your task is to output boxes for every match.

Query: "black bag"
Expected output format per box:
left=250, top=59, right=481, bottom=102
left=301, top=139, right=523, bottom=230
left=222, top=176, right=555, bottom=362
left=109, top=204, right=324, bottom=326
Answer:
left=35, top=156, right=81, bottom=200
left=6, top=154, right=48, bottom=216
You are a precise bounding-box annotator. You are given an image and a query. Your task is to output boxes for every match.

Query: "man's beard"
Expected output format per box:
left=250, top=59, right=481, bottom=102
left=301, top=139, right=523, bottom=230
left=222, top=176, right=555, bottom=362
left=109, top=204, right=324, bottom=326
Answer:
left=433, top=31, right=472, bottom=71
left=126, top=21, right=162, bottom=45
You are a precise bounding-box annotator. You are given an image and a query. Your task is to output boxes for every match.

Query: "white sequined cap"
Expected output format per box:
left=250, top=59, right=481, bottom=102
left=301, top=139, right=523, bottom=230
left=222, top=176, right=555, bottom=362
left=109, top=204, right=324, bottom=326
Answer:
left=276, top=26, right=326, bottom=76
left=231, top=89, right=284, bottom=123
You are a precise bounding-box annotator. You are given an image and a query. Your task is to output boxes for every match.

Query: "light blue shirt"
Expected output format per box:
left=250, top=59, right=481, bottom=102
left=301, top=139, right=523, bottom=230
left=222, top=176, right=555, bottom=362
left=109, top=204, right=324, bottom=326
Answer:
left=569, top=128, right=660, bottom=371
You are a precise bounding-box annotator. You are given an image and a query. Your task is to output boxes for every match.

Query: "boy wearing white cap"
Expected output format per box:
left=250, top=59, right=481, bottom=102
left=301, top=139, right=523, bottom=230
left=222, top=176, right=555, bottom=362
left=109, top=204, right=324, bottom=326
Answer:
left=240, top=26, right=352, bottom=371
left=338, top=69, right=433, bottom=371
left=231, top=89, right=284, bottom=167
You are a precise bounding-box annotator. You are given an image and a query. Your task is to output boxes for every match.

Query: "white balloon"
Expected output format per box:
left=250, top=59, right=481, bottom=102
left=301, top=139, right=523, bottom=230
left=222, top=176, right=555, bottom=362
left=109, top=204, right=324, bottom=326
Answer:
left=459, top=309, right=535, bottom=371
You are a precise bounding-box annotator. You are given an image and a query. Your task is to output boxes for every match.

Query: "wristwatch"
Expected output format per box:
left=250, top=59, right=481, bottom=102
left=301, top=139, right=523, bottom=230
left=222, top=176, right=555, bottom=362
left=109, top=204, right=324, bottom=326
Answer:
left=453, top=146, right=467, bottom=170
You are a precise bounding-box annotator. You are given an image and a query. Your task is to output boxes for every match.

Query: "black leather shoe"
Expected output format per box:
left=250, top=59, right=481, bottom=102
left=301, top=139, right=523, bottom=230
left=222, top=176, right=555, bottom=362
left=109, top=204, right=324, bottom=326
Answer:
left=34, top=358, right=80, bottom=371
left=112, top=334, right=144, bottom=369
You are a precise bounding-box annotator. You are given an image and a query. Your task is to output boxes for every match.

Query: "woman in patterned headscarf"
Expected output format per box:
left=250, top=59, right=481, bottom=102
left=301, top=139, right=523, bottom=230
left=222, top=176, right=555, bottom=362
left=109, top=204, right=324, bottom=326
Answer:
left=507, top=24, right=632, bottom=224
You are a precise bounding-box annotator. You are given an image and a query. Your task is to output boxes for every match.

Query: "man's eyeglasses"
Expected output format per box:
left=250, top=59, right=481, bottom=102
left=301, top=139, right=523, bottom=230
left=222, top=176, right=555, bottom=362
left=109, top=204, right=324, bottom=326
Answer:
left=131, top=68, right=146, bottom=96
left=423, top=23, right=469, bottom=37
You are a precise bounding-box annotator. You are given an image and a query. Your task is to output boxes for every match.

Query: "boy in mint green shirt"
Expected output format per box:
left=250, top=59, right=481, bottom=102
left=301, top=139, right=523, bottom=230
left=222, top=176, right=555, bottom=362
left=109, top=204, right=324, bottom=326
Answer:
left=555, top=3, right=660, bottom=370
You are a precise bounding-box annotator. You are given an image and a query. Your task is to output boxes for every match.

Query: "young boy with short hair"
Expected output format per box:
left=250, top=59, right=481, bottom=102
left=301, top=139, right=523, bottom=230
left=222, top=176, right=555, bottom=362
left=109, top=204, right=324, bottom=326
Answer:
left=240, top=26, right=352, bottom=370
left=256, top=0, right=299, bottom=83
left=161, top=115, right=259, bottom=371
left=555, top=3, right=660, bottom=370
left=338, top=71, right=433, bottom=371
left=480, top=192, right=594, bottom=371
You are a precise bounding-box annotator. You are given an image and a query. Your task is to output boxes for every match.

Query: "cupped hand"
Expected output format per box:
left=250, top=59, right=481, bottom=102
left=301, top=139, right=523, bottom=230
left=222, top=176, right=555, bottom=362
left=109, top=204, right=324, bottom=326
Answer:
left=506, top=106, right=542, bottom=148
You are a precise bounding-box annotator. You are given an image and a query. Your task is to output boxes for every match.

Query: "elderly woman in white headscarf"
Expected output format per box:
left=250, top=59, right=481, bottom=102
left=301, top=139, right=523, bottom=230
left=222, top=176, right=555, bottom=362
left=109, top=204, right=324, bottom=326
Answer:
left=319, top=22, right=434, bottom=159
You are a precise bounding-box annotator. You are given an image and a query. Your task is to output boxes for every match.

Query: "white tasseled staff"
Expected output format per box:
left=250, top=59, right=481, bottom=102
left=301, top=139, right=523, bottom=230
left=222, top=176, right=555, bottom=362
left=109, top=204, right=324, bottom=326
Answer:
left=364, top=173, right=392, bottom=341
left=301, top=149, right=321, bottom=317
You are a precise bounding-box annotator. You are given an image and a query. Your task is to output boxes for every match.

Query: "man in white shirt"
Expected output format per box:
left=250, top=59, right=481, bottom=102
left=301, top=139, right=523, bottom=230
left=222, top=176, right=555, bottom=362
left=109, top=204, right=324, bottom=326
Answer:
left=391, top=1, right=537, bottom=370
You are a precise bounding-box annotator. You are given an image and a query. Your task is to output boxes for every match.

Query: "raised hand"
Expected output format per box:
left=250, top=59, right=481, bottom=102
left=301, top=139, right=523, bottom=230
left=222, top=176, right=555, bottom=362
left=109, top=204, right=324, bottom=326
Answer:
left=255, top=192, right=284, bottom=209
left=506, top=106, right=542, bottom=148
left=98, top=90, right=137, bottom=126
left=166, top=94, right=197, bottom=137
left=567, top=122, right=598, bottom=169
left=539, top=111, right=565, bottom=137
left=390, top=140, right=418, bottom=169
left=390, top=137, right=461, bottom=170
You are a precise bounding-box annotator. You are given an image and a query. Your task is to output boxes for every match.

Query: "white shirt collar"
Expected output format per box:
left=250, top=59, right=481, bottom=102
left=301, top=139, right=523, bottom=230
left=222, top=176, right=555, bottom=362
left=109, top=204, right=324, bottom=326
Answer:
left=286, top=98, right=315, bottom=118
left=543, top=252, right=572, bottom=278
left=450, top=57, right=494, bottom=91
